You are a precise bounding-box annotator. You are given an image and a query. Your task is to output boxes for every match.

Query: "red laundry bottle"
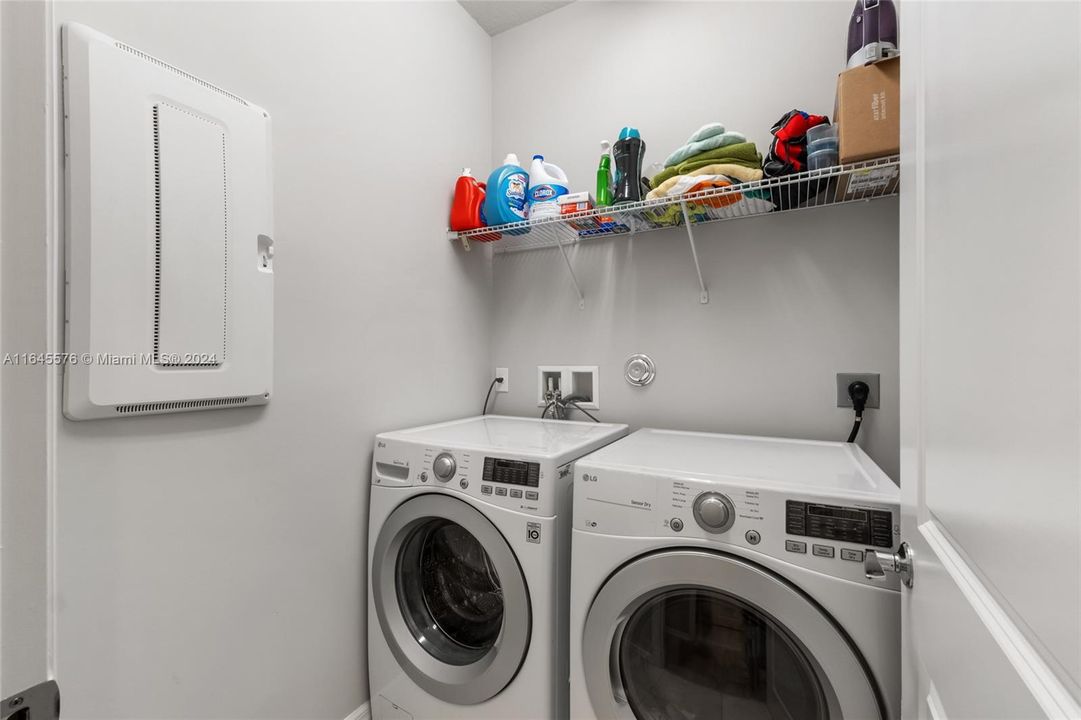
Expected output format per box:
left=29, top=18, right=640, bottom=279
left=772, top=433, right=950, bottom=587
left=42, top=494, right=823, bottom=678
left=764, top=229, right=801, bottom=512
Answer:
left=449, top=169, right=487, bottom=232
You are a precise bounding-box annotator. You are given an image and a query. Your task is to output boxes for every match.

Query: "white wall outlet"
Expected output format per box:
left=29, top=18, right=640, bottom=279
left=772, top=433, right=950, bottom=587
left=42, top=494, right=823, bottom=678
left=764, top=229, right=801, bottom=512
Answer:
left=495, top=368, right=509, bottom=393
left=537, top=365, right=599, bottom=409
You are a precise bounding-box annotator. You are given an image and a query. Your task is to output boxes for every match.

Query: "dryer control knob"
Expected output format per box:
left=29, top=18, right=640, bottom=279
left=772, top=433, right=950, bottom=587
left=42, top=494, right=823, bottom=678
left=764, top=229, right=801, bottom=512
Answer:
left=694, top=492, right=736, bottom=534
left=433, top=453, right=456, bottom=482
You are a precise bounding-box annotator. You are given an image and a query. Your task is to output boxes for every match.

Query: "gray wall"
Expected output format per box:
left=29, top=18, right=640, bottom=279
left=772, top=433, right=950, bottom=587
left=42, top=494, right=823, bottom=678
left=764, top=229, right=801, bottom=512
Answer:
left=45, top=3, right=492, bottom=718
left=488, top=1, right=900, bottom=479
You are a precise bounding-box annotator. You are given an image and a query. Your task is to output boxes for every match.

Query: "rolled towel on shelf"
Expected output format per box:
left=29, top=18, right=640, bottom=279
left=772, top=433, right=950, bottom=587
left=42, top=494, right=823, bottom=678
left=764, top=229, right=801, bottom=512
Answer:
left=647, top=164, right=764, bottom=201
left=644, top=193, right=775, bottom=226
left=648, top=173, right=740, bottom=203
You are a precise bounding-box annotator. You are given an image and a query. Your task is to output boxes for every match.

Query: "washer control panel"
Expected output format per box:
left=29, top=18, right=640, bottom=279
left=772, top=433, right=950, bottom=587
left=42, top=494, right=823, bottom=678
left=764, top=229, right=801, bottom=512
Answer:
left=371, top=437, right=572, bottom=518
left=482, top=457, right=540, bottom=487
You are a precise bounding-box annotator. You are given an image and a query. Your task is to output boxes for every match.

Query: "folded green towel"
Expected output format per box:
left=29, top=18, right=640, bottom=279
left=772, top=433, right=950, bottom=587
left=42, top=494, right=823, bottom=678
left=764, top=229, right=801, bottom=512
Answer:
left=651, top=143, right=763, bottom=188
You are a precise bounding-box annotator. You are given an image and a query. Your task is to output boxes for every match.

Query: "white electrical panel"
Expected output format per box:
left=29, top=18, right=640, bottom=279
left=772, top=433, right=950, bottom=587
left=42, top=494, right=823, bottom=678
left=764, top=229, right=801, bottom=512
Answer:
left=62, top=24, right=274, bottom=420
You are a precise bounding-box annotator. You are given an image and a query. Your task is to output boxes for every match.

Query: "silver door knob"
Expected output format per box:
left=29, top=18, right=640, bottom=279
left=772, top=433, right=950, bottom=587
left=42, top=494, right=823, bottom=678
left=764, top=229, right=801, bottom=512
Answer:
left=864, top=542, right=914, bottom=588
left=693, top=492, right=736, bottom=533
left=432, top=453, right=456, bottom=482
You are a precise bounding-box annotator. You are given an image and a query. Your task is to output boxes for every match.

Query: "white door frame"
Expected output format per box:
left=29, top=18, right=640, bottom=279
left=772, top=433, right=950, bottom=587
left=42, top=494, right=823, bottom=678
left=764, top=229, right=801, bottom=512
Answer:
left=0, top=0, right=59, bottom=697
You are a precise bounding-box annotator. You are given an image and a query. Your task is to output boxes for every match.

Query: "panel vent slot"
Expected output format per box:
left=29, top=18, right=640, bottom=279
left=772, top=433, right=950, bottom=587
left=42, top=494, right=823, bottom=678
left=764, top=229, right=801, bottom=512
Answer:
left=152, top=104, right=162, bottom=360
left=115, top=41, right=249, bottom=106
left=115, top=396, right=250, bottom=414
left=151, top=103, right=228, bottom=368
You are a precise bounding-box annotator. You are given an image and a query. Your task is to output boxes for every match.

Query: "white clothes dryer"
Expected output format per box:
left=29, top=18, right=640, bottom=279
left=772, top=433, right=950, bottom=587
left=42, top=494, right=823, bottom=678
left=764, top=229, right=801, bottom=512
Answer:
left=569, top=429, right=901, bottom=720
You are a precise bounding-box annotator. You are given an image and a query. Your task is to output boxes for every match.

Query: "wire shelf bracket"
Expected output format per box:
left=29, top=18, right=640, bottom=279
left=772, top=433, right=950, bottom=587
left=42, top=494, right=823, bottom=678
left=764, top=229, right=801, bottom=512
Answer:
left=680, top=201, right=709, bottom=304
left=554, top=232, right=586, bottom=310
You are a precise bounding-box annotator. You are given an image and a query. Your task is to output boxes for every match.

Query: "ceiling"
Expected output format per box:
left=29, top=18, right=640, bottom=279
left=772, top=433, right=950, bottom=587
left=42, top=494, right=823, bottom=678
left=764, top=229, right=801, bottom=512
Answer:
left=458, top=1, right=575, bottom=36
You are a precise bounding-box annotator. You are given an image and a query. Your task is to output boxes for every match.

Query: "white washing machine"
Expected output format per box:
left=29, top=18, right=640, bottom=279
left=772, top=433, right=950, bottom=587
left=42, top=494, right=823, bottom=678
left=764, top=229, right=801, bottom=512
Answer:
left=368, top=415, right=628, bottom=720
left=569, top=429, right=901, bottom=720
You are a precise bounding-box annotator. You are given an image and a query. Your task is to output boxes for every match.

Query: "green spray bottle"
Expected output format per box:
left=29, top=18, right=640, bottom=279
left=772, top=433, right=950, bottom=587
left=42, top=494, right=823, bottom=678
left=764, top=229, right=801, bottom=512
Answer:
left=596, top=140, right=613, bottom=207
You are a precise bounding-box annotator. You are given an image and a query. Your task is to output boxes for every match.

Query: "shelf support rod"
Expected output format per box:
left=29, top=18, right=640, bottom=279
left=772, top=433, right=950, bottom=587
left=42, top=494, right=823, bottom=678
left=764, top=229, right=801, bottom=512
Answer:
left=680, top=202, right=709, bottom=304
left=554, top=234, right=586, bottom=310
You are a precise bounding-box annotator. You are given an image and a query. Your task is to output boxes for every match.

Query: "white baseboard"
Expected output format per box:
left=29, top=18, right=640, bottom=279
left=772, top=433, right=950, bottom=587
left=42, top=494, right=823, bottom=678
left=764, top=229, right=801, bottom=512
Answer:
left=344, top=701, right=370, bottom=720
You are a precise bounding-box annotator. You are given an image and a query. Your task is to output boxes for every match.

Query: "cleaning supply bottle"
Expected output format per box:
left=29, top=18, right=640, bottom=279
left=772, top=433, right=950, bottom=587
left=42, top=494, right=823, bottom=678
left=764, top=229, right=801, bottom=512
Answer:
left=483, top=153, right=530, bottom=225
left=596, top=141, right=613, bottom=207
left=613, top=127, right=646, bottom=204
left=527, top=155, right=569, bottom=220
left=449, top=168, right=487, bottom=231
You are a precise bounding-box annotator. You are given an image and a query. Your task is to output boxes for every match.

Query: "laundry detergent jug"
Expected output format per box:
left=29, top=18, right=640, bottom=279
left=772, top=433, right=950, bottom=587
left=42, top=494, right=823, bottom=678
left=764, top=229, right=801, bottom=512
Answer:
left=449, top=168, right=487, bottom=232
left=528, top=155, right=569, bottom=220
left=484, top=153, right=530, bottom=225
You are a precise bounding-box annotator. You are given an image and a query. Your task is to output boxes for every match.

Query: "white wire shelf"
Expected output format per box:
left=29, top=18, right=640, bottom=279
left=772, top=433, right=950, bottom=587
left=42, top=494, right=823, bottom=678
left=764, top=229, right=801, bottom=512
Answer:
left=449, top=155, right=899, bottom=308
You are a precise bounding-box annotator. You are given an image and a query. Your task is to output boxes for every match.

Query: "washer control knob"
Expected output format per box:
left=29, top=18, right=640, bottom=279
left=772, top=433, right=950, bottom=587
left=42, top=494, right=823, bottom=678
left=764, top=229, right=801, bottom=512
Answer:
left=670, top=518, right=684, bottom=532
left=694, top=492, right=736, bottom=534
left=433, top=453, right=456, bottom=482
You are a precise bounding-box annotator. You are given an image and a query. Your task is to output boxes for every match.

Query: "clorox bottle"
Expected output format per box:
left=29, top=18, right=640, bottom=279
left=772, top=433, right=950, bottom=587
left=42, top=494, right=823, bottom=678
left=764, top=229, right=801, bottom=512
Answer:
left=528, top=155, right=569, bottom=220
left=483, top=153, right=530, bottom=225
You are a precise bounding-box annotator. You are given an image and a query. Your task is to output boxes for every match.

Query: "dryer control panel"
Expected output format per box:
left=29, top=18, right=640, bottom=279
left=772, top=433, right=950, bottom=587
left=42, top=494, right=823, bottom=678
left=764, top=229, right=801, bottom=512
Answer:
left=572, top=463, right=900, bottom=588
left=785, top=500, right=894, bottom=548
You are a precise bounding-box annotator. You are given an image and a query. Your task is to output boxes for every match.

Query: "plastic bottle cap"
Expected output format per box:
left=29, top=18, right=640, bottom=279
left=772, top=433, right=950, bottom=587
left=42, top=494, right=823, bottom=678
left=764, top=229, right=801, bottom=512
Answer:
left=504, top=153, right=519, bottom=165
left=462, top=167, right=472, bottom=176
left=618, top=127, right=641, bottom=140
left=600, top=140, right=611, bottom=153
left=533, top=154, right=544, bottom=160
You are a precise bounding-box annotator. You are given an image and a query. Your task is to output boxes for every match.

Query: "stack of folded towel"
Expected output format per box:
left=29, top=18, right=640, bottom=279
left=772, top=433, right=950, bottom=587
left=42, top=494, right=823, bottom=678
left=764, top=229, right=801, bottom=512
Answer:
left=642, top=123, right=771, bottom=225
left=647, top=123, right=765, bottom=201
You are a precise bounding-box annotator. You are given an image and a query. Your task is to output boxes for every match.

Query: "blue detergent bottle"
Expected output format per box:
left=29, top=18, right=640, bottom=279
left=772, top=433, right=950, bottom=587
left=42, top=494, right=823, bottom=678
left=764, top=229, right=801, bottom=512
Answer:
left=484, top=153, right=530, bottom=225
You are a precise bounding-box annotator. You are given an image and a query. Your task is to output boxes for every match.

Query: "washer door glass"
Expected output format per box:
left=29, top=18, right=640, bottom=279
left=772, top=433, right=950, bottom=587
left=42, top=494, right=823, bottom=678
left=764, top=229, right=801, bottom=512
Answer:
left=397, top=519, right=504, bottom=665
left=371, top=494, right=532, bottom=706
left=619, top=589, right=826, bottom=720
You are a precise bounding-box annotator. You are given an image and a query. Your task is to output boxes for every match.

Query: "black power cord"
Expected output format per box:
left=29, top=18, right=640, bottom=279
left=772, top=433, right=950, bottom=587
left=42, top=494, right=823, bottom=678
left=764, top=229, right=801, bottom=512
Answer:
left=564, top=400, right=600, bottom=423
left=482, top=376, right=505, bottom=415
left=846, top=381, right=870, bottom=443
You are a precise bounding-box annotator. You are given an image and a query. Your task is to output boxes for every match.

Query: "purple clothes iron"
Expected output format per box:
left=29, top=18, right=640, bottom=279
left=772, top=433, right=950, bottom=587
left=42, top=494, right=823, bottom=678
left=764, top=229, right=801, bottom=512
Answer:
left=847, top=0, right=899, bottom=69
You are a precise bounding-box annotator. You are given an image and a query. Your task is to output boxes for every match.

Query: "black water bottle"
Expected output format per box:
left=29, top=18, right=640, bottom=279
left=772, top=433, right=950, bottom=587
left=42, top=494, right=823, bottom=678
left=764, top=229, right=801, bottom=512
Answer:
left=613, top=127, right=646, bottom=204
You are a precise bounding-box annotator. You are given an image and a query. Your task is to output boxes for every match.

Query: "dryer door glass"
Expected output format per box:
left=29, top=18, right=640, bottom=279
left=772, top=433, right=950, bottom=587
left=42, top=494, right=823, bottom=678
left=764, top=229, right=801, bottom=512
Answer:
left=396, top=519, right=504, bottom=666
left=618, top=589, right=826, bottom=720
left=581, top=551, right=882, bottom=720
